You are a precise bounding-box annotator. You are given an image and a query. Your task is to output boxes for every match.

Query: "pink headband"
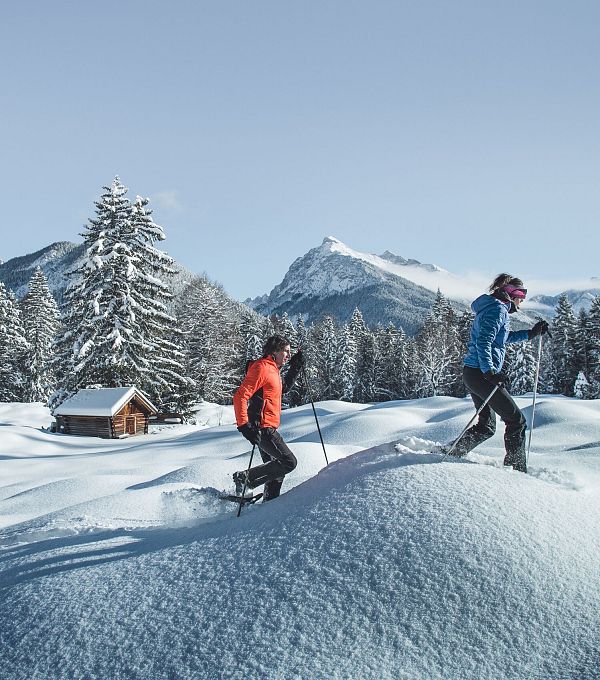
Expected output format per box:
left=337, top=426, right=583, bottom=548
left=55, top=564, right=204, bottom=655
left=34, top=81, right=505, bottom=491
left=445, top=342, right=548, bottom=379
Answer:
left=502, top=285, right=527, bottom=300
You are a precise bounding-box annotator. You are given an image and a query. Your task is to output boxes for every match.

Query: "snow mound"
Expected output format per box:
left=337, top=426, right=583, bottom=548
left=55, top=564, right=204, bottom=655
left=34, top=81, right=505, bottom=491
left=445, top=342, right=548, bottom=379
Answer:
left=2, top=439, right=599, bottom=679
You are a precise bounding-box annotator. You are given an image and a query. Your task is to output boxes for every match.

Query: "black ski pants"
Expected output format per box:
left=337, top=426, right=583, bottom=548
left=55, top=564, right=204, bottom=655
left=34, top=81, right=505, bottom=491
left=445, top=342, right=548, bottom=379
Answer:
left=246, top=428, right=297, bottom=500
left=460, top=366, right=527, bottom=472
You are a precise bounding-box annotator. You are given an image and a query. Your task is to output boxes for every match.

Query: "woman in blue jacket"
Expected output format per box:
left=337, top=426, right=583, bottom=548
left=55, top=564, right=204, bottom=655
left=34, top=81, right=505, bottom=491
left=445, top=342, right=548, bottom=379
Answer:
left=451, top=273, right=548, bottom=473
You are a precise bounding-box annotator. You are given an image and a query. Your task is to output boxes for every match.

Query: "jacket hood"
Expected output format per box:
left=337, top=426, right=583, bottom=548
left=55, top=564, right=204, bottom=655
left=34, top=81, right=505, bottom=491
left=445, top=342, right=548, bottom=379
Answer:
left=471, top=294, right=509, bottom=316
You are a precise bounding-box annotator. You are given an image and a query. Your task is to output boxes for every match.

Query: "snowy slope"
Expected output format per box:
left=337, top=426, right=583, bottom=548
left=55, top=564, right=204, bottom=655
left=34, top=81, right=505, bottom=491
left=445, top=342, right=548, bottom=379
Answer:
left=1, top=397, right=599, bottom=679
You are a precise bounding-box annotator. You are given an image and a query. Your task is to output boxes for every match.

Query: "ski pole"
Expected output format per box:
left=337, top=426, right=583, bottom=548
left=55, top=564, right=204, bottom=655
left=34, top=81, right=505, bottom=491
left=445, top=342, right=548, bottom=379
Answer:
left=440, top=384, right=500, bottom=462
left=237, top=443, right=256, bottom=518
left=526, top=334, right=543, bottom=466
left=301, top=363, right=329, bottom=466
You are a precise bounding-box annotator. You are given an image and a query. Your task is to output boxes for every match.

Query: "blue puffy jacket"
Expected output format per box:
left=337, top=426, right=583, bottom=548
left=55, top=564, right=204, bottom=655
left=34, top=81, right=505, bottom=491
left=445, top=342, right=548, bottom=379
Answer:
left=464, top=294, right=529, bottom=374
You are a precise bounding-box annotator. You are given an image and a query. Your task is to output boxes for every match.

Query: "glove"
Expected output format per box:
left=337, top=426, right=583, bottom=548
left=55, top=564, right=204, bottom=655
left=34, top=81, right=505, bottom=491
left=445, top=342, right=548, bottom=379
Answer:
left=237, top=423, right=261, bottom=445
left=484, top=371, right=510, bottom=389
left=528, top=320, right=549, bottom=339
left=288, top=349, right=305, bottom=371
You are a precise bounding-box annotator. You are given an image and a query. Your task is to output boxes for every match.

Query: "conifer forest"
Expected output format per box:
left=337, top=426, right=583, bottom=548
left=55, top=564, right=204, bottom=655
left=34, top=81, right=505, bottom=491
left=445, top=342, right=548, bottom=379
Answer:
left=1, top=179, right=598, bottom=417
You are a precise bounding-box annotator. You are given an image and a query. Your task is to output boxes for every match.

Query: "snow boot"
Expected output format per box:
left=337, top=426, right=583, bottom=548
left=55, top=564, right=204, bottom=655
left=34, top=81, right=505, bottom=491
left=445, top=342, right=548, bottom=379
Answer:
left=233, top=470, right=253, bottom=498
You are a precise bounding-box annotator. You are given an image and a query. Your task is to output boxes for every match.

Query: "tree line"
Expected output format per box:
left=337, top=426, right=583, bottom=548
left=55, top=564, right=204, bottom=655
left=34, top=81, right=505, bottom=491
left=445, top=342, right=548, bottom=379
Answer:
left=1, top=178, right=599, bottom=413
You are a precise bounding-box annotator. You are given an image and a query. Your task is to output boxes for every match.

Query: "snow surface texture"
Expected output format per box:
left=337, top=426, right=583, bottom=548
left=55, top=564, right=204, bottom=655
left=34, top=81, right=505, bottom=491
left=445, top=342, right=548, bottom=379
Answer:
left=1, top=396, right=599, bottom=680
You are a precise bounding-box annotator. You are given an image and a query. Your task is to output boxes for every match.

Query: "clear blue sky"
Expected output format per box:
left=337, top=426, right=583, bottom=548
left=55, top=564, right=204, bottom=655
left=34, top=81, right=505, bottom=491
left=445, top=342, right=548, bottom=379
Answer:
left=1, top=1, right=599, bottom=300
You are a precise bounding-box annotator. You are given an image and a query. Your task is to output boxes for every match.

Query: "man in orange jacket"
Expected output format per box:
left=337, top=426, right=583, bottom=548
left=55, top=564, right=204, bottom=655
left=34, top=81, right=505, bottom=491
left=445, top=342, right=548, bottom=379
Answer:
left=232, top=334, right=304, bottom=501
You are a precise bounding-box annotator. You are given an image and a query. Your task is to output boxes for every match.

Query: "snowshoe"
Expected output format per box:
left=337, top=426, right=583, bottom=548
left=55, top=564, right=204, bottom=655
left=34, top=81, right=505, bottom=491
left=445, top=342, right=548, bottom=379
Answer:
left=220, top=492, right=263, bottom=505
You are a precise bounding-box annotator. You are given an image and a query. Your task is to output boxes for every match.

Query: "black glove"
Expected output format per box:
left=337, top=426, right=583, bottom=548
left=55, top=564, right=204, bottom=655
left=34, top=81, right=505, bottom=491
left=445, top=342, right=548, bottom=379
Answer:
left=288, top=349, right=305, bottom=371
left=237, top=423, right=261, bottom=445
left=484, top=371, right=510, bottom=389
left=528, top=320, right=549, bottom=339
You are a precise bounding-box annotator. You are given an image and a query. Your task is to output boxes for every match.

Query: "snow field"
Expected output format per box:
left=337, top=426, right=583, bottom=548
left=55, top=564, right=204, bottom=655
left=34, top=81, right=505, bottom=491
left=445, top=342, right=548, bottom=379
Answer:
left=1, top=396, right=599, bottom=679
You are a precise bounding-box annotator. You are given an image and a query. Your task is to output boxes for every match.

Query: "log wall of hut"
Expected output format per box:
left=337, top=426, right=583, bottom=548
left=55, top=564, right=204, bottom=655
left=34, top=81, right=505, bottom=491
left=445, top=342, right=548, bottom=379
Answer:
left=112, top=399, right=151, bottom=437
left=55, top=416, right=113, bottom=438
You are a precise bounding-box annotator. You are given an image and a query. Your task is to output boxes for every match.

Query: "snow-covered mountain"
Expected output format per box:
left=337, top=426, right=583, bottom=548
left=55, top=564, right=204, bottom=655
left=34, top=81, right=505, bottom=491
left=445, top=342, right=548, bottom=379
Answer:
left=0, top=242, right=82, bottom=301
left=531, top=289, right=600, bottom=316
left=0, top=241, right=195, bottom=303
left=247, top=237, right=473, bottom=333
left=248, top=236, right=600, bottom=332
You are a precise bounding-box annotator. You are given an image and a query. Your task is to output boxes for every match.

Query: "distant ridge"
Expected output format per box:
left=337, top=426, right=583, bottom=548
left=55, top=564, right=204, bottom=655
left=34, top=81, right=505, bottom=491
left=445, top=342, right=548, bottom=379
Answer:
left=0, top=241, right=195, bottom=303
left=0, top=242, right=83, bottom=302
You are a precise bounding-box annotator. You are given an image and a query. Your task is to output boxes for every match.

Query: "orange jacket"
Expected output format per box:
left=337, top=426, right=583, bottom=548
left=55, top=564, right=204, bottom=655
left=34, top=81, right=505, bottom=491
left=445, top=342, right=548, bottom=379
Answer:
left=233, top=356, right=282, bottom=429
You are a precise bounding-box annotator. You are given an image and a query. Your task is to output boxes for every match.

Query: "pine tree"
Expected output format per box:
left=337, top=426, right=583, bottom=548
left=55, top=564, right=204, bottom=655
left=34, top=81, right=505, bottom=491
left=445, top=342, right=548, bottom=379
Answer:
left=586, top=296, right=600, bottom=396
left=286, top=315, right=308, bottom=406
left=309, top=315, right=338, bottom=401
left=347, top=308, right=371, bottom=402
left=391, top=327, right=409, bottom=399
left=414, top=291, right=460, bottom=397
left=19, top=267, right=61, bottom=402
left=177, top=276, right=243, bottom=404
left=334, top=322, right=358, bottom=401
left=240, top=309, right=265, bottom=364
left=574, top=309, right=591, bottom=379
left=506, top=342, right=537, bottom=395
left=537, top=336, right=555, bottom=394
left=573, top=371, right=592, bottom=399
left=550, top=294, right=579, bottom=396
left=358, top=330, right=377, bottom=402
left=51, top=178, right=189, bottom=410
left=0, top=283, right=29, bottom=402
left=128, top=195, right=191, bottom=410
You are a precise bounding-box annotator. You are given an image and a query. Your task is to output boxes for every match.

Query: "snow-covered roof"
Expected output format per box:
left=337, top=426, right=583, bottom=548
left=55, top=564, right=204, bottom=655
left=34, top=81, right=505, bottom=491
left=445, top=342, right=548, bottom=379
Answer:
left=53, top=387, right=157, bottom=417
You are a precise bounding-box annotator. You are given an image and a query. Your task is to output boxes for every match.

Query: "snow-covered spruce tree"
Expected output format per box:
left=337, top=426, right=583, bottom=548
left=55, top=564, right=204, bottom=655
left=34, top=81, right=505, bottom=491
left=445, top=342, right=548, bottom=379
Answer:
left=128, top=195, right=192, bottom=411
left=357, top=329, right=377, bottom=403
left=550, top=294, right=579, bottom=396
left=373, top=324, right=403, bottom=402
left=286, top=315, right=308, bottom=407
left=0, top=283, right=29, bottom=402
left=309, top=315, right=338, bottom=401
left=506, top=341, right=537, bottom=395
left=346, top=308, right=372, bottom=402
left=240, top=309, right=266, bottom=364
left=176, top=275, right=243, bottom=404
left=391, top=326, right=413, bottom=400
left=51, top=178, right=190, bottom=411
left=574, top=370, right=592, bottom=399
left=334, top=321, right=358, bottom=402
left=537, top=335, right=555, bottom=394
left=452, top=310, right=474, bottom=398
left=19, top=267, right=61, bottom=402
left=574, top=309, right=591, bottom=380
left=585, top=296, right=600, bottom=396
left=414, top=291, right=461, bottom=397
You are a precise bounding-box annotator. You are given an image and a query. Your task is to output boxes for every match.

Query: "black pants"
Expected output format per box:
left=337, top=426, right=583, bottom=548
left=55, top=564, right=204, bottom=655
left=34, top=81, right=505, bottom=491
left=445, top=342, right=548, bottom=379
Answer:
left=460, top=366, right=527, bottom=472
left=246, top=428, right=297, bottom=500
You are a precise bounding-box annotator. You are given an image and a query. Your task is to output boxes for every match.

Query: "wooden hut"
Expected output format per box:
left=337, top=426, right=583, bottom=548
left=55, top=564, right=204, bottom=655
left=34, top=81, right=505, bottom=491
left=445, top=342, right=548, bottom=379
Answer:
left=53, top=387, right=158, bottom=438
